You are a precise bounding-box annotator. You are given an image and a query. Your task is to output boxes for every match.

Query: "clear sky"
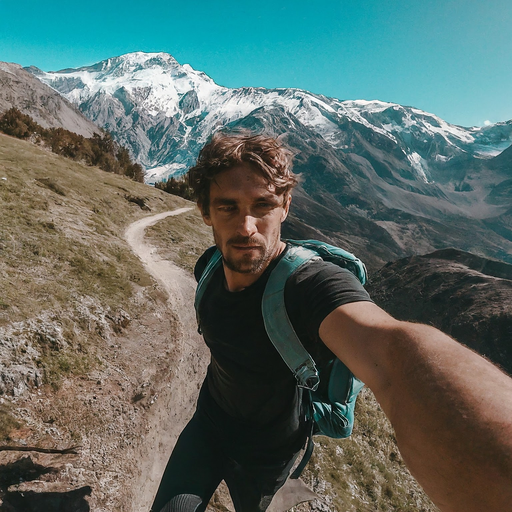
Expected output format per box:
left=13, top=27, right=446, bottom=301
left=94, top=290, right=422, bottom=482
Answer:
left=1, top=0, right=511, bottom=128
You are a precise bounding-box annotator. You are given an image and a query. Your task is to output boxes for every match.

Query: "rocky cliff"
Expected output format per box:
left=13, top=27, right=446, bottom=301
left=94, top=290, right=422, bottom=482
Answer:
left=0, top=62, right=99, bottom=137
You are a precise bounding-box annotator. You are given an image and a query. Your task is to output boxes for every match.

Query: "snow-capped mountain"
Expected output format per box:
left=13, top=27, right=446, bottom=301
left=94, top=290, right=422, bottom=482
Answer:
left=28, top=52, right=512, bottom=267
left=32, top=52, right=511, bottom=184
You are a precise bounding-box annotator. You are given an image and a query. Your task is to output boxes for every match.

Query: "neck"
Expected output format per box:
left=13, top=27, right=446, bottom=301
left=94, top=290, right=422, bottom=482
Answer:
left=223, top=240, right=286, bottom=292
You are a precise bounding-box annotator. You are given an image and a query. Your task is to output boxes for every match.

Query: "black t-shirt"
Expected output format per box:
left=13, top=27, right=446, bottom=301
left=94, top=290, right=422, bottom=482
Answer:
left=194, top=243, right=372, bottom=460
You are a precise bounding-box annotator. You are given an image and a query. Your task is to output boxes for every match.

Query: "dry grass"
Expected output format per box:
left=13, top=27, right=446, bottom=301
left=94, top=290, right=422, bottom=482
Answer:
left=0, top=133, right=188, bottom=394
left=298, top=388, right=437, bottom=511
left=0, top=133, right=187, bottom=325
left=0, top=403, right=20, bottom=441
left=145, top=207, right=213, bottom=273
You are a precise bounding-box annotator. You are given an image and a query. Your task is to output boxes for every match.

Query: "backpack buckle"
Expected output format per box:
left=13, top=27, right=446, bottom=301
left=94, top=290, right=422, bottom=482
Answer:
left=295, top=362, right=320, bottom=391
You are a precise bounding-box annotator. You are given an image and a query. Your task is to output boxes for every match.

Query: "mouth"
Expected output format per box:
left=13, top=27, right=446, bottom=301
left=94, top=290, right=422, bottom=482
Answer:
left=231, top=245, right=261, bottom=252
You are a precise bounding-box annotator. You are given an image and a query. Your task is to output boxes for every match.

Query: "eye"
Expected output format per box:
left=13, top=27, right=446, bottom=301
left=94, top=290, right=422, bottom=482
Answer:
left=218, top=205, right=237, bottom=213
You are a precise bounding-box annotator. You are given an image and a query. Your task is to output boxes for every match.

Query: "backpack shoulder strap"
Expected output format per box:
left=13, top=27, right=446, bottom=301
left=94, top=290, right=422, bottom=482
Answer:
left=194, top=248, right=222, bottom=330
left=262, top=240, right=367, bottom=391
left=287, top=239, right=367, bottom=285
left=262, top=245, right=321, bottom=391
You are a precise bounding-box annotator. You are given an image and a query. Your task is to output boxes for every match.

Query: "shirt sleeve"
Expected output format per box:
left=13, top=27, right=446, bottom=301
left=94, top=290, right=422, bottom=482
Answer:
left=284, top=259, right=373, bottom=343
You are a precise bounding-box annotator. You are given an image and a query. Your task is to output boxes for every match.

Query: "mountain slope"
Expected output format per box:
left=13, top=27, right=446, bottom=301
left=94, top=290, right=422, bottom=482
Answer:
left=0, top=62, right=99, bottom=137
left=367, top=248, right=512, bottom=375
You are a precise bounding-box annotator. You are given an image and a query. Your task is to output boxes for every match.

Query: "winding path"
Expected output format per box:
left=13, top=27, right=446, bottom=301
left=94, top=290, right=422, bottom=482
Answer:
left=125, top=208, right=195, bottom=311
left=125, top=208, right=209, bottom=510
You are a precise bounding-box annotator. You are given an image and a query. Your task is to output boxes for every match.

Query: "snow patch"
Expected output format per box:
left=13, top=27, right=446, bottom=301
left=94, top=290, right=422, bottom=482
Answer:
left=407, top=152, right=430, bottom=183
left=345, top=99, right=396, bottom=112
left=145, top=163, right=187, bottom=185
left=38, top=53, right=225, bottom=116
left=473, top=141, right=512, bottom=157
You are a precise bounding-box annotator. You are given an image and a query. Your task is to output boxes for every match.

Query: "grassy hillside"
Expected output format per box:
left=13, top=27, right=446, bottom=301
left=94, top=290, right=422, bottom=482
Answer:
left=299, top=390, right=436, bottom=511
left=0, top=130, right=190, bottom=406
left=0, top=133, right=188, bottom=325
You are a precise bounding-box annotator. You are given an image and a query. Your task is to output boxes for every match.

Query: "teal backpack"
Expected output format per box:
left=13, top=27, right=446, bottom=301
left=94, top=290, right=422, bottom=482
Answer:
left=195, top=239, right=367, bottom=478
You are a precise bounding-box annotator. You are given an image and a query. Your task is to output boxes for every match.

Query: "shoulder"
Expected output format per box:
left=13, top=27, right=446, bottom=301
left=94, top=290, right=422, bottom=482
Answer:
left=194, top=246, right=218, bottom=282
left=283, top=256, right=372, bottom=345
left=288, top=258, right=368, bottom=294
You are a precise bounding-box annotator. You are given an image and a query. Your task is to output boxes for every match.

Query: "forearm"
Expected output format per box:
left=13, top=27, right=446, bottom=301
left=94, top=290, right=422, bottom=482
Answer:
left=320, top=305, right=512, bottom=512
left=376, top=322, right=512, bottom=512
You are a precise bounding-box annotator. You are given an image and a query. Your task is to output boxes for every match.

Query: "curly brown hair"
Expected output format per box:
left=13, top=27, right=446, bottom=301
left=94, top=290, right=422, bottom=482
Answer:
left=188, top=132, right=299, bottom=215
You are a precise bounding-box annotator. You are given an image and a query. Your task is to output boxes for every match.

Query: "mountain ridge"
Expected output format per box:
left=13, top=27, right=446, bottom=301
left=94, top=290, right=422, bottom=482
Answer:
left=367, top=247, right=512, bottom=375
left=28, top=52, right=512, bottom=180
left=20, top=51, right=512, bottom=267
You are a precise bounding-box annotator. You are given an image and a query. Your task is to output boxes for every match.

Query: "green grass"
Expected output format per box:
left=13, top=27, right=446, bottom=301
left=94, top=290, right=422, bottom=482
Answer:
left=0, top=133, right=188, bottom=325
left=0, top=403, right=21, bottom=441
left=145, top=207, right=213, bottom=273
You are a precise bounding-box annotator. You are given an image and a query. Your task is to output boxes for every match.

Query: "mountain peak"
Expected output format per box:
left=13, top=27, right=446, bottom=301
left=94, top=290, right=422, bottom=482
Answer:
left=34, top=52, right=222, bottom=122
left=55, top=51, right=182, bottom=76
left=102, top=51, right=180, bottom=71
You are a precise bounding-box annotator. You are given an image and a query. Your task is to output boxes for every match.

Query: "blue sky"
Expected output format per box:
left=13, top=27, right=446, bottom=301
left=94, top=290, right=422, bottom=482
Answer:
left=1, top=0, right=511, bottom=127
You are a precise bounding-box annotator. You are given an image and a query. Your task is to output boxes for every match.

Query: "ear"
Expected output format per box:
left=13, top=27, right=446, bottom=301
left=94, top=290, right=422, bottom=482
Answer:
left=281, top=194, right=292, bottom=222
left=198, top=202, right=212, bottom=226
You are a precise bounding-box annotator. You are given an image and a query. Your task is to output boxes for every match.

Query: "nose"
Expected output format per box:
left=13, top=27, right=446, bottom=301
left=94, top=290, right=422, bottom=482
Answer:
left=237, top=213, right=257, bottom=237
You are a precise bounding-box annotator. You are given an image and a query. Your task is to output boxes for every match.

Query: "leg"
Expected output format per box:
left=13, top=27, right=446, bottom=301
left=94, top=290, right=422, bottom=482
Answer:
left=150, top=411, right=224, bottom=512
left=225, top=452, right=300, bottom=512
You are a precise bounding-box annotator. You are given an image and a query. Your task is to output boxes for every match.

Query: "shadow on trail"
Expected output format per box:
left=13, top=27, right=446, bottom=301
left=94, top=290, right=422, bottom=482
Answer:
left=1, top=486, right=92, bottom=512
left=0, top=457, right=91, bottom=511
left=0, top=457, right=57, bottom=488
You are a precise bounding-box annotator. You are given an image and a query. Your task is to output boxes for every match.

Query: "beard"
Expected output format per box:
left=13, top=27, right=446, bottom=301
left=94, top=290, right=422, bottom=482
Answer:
left=215, top=233, right=277, bottom=274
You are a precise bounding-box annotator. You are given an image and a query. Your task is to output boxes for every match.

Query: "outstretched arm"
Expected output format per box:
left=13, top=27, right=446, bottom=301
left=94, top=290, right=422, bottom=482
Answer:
left=319, top=301, right=512, bottom=512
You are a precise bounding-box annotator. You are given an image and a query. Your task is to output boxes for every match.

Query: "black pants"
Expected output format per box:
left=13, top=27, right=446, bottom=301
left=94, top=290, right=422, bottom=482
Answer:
left=150, top=409, right=300, bottom=512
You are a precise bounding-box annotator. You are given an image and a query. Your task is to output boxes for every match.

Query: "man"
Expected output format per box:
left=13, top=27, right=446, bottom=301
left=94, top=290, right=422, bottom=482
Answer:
left=151, top=133, right=512, bottom=512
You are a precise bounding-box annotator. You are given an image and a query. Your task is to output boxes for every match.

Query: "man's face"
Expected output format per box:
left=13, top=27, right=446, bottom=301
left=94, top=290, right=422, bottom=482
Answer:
left=201, top=165, right=291, bottom=276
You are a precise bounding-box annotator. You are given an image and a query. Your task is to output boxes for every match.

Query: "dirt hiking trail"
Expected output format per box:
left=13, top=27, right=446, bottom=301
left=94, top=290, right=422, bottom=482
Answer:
left=125, top=208, right=209, bottom=510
